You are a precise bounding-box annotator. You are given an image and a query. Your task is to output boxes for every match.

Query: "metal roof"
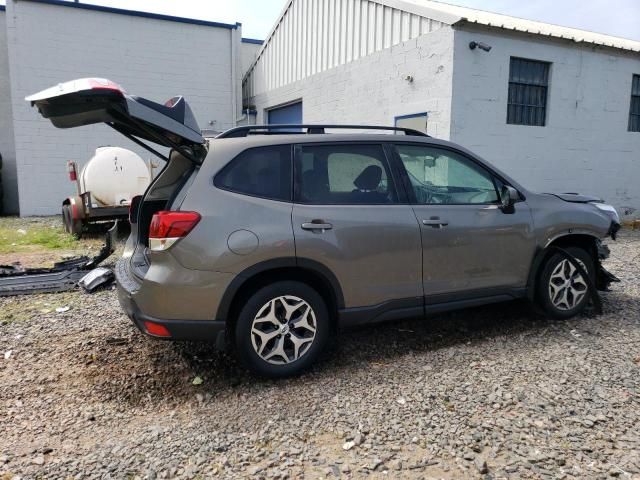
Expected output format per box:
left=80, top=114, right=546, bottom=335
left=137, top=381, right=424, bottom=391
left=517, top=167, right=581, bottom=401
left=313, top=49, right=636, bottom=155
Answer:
left=391, top=0, right=640, bottom=53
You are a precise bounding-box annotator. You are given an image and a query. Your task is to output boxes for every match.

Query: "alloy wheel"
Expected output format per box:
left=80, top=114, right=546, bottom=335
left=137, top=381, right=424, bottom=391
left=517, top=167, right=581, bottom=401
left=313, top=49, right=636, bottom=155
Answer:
left=548, top=258, right=588, bottom=311
left=250, top=295, right=317, bottom=364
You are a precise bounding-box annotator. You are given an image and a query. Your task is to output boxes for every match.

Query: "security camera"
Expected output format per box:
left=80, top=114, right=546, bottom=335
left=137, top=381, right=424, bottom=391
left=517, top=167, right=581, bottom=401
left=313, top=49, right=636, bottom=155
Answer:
left=469, top=41, right=492, bottom=52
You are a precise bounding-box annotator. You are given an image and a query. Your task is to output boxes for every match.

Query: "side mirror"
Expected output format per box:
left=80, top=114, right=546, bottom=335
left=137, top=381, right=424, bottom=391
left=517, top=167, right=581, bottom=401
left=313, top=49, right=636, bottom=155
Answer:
left=500, top=185, right=518, bottom=214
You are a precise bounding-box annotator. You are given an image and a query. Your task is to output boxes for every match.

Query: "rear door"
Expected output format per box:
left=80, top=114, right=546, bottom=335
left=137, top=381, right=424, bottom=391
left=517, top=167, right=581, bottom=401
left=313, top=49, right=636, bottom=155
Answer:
left=292, top=142, right=423, bottom=319
left=393, top=143, right=536, bottom=297
left=26, top=78, right=205, bottom=161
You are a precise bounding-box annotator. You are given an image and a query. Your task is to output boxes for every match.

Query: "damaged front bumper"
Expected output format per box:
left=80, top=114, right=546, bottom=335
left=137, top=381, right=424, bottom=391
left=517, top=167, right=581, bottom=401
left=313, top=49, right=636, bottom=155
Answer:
left=595, top=238, right=620, bottom=292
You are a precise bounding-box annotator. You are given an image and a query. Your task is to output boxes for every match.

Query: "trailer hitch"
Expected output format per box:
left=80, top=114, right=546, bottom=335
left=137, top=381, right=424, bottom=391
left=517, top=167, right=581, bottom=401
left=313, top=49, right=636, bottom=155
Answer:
left=0, top=222, right=117, bottom=296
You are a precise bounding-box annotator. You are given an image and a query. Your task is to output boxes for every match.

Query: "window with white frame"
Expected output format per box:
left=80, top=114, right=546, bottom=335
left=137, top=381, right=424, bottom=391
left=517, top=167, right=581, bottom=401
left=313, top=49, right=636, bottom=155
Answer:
left=395, top=113, right=428, bottom=134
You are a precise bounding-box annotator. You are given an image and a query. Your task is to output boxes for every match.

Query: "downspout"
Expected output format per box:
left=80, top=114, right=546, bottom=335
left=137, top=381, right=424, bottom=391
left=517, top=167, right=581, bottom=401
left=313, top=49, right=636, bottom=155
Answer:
left=231, top=23, right=242, bottom=128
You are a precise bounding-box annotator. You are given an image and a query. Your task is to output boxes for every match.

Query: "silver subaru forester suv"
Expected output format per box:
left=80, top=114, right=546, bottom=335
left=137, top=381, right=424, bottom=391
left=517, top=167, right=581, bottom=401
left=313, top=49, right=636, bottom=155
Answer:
left=28, top=79, right=620, bottom=377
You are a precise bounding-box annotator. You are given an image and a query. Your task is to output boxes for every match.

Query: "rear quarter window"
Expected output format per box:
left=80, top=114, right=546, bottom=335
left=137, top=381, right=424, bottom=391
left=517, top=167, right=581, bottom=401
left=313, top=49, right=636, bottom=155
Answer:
left=214, top=145, right=292, bottom=201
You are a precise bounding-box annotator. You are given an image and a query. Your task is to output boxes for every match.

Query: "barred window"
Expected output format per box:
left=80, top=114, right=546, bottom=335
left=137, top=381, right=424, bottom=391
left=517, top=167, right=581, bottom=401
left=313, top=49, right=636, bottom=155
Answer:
left=629, top=74, right=640, bottom=132
left=507, top=57, right=550, bottom=127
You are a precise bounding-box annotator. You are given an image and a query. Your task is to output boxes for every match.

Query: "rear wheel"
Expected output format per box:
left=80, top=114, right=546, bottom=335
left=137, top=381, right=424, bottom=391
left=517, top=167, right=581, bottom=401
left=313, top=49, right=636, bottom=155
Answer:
left=234, top=281, right=330, bottom=378
left=62, top=204, right=83, bottom=238
left=537, top=246, right=594, bottom=319
left=0, top=153, right=4, bottom=214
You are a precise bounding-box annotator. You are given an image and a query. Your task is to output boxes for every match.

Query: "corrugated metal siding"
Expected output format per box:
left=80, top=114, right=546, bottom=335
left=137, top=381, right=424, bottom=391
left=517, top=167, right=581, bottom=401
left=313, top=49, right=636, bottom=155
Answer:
left=243, top=0, right=447, bottom=103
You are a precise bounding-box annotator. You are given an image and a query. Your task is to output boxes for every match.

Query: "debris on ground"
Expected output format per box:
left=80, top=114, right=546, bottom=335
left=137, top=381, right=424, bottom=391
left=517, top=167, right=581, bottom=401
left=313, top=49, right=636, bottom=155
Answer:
left=79, top=267, right=114, bottom=293
left=342, top=440, right=355, bottom=451
left=0, top=223, right=116, bottom=296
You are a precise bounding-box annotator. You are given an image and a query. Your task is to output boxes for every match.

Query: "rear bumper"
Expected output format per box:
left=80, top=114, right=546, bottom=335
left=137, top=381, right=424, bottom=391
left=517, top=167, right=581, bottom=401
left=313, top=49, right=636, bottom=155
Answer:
left=115, top=256, right=228, bottom=344
left=117, top=283, right=226, bottom=342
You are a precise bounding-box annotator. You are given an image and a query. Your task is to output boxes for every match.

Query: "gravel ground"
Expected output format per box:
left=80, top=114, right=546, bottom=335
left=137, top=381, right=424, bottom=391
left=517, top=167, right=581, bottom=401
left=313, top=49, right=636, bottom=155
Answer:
left=1, top=231, right=639, bottom=480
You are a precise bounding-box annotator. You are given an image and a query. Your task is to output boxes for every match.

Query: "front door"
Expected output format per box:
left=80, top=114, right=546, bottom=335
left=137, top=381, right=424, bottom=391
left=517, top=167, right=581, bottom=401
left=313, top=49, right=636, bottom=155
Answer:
left=393, top=143, right=536, bottom=298
left=292, top=143, right=422, bottom=313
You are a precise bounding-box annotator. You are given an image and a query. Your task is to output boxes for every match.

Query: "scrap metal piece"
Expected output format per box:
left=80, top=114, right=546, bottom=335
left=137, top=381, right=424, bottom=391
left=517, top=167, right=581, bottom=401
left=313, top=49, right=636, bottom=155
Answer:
left=0, top=222, right=118, bottom=297
left=0, top=269, right=87, bottom=296
left=79, top=267, right=114, bottom=293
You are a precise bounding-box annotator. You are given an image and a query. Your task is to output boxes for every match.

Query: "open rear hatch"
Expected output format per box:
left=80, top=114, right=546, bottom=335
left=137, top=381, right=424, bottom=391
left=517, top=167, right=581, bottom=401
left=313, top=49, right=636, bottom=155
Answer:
left=26, top=78, right=206, bottom=162
left=27, top=78, right=206, bottom=280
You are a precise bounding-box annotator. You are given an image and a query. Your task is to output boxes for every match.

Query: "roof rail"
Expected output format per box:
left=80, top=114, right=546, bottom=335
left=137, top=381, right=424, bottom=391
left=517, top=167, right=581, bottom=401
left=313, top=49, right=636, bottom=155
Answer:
left=216, top=124, right=430, bottom=138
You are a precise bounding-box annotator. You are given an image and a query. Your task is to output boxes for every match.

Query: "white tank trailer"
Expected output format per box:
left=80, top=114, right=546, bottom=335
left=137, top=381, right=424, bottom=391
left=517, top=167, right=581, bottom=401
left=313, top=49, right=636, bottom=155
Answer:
left=62, top=147, right=152, bottom=237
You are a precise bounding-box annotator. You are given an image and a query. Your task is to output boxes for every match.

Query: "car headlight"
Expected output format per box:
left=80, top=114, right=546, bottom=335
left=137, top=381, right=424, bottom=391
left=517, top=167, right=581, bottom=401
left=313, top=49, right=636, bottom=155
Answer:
left=592, top=203, right=620, bottom=224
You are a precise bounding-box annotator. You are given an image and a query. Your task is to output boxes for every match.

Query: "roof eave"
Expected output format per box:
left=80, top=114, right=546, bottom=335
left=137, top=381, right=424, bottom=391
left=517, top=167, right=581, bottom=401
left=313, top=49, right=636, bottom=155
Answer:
left=453, top=18, right=640, bottom=55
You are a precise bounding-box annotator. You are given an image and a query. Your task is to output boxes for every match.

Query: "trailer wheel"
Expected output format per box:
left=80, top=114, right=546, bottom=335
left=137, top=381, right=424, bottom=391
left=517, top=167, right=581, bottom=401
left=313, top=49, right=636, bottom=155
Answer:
left=62, top=204, right=83, bottom=238
left=0, top=153, right=4, bottom=215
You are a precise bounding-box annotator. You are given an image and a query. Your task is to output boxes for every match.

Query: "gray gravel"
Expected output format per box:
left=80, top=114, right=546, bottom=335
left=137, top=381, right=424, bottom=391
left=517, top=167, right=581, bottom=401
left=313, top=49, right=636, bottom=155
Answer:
left=1, top=231, right=639, bottom=479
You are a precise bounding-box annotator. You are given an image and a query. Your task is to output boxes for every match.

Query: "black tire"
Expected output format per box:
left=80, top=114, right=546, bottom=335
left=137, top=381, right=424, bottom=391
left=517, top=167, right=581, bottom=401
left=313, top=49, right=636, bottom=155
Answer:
left=234, top=281, right=330, bottom=378
left=537, top=246, right=595, bottom=320
left=62, top=205, right=73, bottom=234
left=0, top=153, right=4, bottom=215
left=62, top=204, right=83, bottom=238
left=0, top=171, right=3, bottom=215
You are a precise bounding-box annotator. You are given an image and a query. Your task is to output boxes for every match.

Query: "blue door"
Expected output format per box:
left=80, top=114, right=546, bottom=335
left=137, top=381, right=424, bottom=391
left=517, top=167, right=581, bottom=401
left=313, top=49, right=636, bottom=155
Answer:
left=267, top=101, right=302, bottom=125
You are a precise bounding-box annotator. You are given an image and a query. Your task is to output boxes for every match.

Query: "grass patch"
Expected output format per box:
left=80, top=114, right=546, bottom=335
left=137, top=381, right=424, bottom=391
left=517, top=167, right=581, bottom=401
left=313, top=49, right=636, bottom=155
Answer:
left=0, top=217, right=77, bottom=254
left=0, top=224, right=76, bottom=254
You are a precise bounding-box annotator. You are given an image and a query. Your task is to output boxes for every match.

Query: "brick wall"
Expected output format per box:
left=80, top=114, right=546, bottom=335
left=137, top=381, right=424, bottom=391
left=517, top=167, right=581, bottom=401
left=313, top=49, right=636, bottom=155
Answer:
left=451, top=28, right=640, bottom=216
left=249, top=26, right=455, bottom=139
left=6, top=0, right=240, bottom=215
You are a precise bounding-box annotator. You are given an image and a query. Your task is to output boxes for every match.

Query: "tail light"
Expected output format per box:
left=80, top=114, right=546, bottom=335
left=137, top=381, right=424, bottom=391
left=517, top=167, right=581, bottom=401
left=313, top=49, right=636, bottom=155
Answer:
left=67, top=161, right=78, bottom=182
left=143, top=321, right=171, bottom=337
left=148, top=211, right=201, bottom=251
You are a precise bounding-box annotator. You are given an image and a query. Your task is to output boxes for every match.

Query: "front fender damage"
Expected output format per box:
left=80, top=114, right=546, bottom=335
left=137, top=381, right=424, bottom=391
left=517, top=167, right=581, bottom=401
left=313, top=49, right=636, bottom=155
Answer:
left=595, top=239, right=620, bottom=292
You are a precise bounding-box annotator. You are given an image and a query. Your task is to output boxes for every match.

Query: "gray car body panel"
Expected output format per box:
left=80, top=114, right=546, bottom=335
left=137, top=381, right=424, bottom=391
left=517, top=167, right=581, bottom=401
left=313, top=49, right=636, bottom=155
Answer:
left=25, top=79, right=616, bottom=340
left=116, top=133, right=614, bottom=326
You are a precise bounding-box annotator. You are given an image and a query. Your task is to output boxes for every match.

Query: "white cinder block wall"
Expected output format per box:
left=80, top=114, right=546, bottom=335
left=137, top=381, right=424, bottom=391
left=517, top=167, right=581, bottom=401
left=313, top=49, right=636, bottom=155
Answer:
left=240, top=40, right=262, bottom=78
left=0, top=8, right=18, bottom=214
left=451, top=28, right=640, bottom=215
left=251, top=27, right=455, bottom=139
left=6, top=0, right=242, bottom=215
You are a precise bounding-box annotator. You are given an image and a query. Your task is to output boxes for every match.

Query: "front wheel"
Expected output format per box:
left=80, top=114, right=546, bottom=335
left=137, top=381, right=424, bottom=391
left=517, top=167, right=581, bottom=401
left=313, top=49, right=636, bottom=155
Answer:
left=234, top=281, right=330, bottom=378
left=537, top=246, right=595, bottom=319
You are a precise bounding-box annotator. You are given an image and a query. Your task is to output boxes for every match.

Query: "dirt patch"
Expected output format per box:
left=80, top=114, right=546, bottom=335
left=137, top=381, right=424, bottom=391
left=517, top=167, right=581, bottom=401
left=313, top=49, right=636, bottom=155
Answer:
left=0, top=216, right=105, bottom=267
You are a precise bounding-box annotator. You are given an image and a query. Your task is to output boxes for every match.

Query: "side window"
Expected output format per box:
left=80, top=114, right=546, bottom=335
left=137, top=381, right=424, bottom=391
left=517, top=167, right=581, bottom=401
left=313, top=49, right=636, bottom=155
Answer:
left=396, top=145, right=499, bottom=205
left=295, top=144, right=397, bottom=204
left=214, top=145, right=291, bottom=201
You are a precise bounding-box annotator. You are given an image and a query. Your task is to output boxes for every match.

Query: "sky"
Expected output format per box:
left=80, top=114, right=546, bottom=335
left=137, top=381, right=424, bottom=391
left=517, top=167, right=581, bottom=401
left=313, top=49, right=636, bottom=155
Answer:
left=30, top=0, right=633, bottom=42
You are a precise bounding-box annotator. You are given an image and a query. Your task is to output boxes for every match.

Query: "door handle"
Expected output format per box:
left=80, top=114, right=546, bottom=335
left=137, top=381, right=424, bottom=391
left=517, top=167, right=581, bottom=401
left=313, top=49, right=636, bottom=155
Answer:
left=422, top=218, right=449, bottom=228
left=301, top=221, right=333, bottom=231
